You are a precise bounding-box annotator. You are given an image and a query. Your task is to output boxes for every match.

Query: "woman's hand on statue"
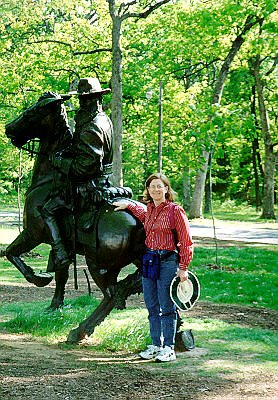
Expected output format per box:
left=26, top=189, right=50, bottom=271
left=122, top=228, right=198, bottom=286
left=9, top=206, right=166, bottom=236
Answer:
left=177, top=269, right=188, bottom=282
left=113, top=201, right=129, bottom=211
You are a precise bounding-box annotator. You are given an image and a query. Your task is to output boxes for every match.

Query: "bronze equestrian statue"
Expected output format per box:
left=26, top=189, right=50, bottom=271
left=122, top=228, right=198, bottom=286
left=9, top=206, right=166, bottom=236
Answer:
left=3, top=84, right=146, bottom=342
left=3, top=81, right=190, bottom=349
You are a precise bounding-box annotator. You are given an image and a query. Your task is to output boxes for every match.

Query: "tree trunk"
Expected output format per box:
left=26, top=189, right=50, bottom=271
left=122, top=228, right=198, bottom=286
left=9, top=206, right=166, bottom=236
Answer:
left=250, top=85, right=262, bottom=210
left=189, top=15, right=263, bottom=219
left=253, top=55, right=276, bottom=219
left=251, top=138, right=262, bottom=210
left=204, top=182, right=210, bottom=214
left=182, top=163, right=191, bottom=213
left=108, top=1, right=123, bottom=186
left=107, top=0, right=172, bottom=186
left=189, top=150, right=210, bottom=218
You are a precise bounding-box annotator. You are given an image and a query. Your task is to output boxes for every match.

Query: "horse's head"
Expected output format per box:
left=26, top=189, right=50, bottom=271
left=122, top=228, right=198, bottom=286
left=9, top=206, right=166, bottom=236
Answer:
left=5, top=92, right=72, bottom=149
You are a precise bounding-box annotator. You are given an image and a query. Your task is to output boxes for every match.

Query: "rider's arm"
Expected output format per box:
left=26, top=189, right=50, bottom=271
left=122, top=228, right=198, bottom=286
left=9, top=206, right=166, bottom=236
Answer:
left=49, top=129, right=103, bottom=177
left=50, top=123, right=108, bottom=178
left=70, top=125, right=103, bottom=177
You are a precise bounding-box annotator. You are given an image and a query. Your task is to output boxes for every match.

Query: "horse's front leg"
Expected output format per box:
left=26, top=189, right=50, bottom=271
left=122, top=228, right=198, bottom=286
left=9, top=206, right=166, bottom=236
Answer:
left=66, top=294, right=115, bottom=343
left=66, top=270, right=142, bottom=343
left=3, top=229, right=53, bottom=287
left=48, top=267, right=69, bottom=310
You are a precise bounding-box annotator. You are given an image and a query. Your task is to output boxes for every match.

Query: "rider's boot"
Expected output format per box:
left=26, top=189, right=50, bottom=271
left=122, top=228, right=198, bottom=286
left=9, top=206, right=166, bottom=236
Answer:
left=44, top=216, right=71, bottom=270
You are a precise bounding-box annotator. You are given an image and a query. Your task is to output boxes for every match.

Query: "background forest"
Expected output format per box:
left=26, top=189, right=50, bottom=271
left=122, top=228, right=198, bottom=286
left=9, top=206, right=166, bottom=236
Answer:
left=0, top=0, right=277, bottom=219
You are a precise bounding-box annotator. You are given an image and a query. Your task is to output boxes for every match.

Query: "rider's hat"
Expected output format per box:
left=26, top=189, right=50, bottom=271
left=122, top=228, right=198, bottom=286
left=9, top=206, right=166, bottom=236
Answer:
left=170, top=271, right=200, bottom=311
left=69, top=77, right=111, bottom=96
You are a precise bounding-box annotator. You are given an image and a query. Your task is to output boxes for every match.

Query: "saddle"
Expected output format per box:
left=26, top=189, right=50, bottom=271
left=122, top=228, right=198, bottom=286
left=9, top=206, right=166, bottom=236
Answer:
left=75, top=185, right=133, bottom=245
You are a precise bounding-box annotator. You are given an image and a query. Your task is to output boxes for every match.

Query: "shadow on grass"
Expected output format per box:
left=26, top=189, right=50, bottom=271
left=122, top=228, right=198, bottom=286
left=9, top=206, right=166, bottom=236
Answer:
left=1, top=296, right=277, bottom=368
left=0, top=296, right=277, bottom=399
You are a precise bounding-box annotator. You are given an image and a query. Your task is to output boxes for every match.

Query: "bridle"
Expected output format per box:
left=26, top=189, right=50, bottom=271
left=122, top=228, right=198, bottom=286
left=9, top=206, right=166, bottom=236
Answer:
left=19, top=139, right=42, bottom=157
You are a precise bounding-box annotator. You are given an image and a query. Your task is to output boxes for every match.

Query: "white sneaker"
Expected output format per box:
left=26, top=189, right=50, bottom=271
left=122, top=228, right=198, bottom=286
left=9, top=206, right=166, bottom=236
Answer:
left=155, top=346, right=176, bottom=362
left=139, top=345, right=161, bottom=360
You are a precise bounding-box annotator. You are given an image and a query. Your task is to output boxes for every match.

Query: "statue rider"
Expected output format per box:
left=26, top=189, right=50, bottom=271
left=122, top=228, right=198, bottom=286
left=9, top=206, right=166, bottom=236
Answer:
left=44, top=77, right=113, bottom=269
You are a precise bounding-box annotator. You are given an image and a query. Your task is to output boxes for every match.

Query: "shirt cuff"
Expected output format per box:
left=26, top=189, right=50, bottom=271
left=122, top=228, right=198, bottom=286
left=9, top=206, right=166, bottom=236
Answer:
left=179, top=263, right=188, bottom=271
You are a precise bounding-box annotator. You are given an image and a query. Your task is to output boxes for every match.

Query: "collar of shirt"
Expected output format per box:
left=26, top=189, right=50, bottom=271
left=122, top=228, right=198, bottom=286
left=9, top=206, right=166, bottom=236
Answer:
left=148, top=199, right=170, bottom=211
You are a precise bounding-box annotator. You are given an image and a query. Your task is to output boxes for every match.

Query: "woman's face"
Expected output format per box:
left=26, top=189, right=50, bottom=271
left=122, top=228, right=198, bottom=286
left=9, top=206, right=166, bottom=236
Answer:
left=147, top=178, right=168, bottom=205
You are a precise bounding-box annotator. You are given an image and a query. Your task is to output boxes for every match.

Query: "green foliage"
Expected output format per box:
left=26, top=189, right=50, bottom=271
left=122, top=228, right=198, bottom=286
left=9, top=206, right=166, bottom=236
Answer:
left=120, top=0, right=277, bottom=207
left=0, top=0, right=277, bottom=208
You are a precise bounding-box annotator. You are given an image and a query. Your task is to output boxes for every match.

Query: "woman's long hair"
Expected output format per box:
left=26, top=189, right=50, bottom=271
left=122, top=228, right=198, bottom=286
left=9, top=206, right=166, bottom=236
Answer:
left=143, top=173, right=176, bottom=202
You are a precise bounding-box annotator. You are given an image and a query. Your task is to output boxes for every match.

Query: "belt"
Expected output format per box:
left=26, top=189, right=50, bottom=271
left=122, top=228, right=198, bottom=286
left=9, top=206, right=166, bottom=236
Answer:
left=145, top=248, right=176, bottom=260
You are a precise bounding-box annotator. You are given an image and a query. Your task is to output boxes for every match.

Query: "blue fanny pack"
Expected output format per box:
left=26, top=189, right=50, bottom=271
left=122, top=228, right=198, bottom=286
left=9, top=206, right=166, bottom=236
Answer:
left=142, top=252, right=160, bottom=280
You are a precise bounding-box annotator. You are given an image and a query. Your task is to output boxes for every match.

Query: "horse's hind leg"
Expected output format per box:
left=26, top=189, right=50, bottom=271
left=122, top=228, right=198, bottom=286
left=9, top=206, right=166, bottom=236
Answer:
left=48, top=268, right=69, bottom=310
left=4, top=229, right=53, bottom=287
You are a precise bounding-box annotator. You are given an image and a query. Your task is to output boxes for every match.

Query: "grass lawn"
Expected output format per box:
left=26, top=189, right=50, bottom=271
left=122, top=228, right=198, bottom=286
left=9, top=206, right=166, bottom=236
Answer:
left=203, top=199, right=277, bottom=223
left=0, top=226, right=277, bottom=353
left=191, top=245, right=277, bottom=310
left=0, top=204, right=277, bottom=393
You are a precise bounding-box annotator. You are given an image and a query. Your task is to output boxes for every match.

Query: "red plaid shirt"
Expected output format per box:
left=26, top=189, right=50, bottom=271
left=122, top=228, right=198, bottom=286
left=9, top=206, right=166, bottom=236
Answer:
left=128, top=200, right=193, bottom=270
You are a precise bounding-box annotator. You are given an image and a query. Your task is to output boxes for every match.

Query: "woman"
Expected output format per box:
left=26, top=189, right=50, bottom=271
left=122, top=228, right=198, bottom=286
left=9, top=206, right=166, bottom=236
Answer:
left=114, top=173, right=193, bottom=362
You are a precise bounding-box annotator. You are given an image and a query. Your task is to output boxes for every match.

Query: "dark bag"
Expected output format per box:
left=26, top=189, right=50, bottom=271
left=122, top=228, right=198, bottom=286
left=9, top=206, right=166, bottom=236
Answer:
left=175, top=329, right=196, bottom=352
left=142, top=252, right=160, bottom=280
left=182, top=329, right=195, bottom=350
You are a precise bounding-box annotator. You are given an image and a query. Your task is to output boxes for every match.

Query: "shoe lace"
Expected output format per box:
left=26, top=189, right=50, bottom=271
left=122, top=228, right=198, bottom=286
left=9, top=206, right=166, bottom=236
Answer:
left=160, top=346, right=173, bottom=355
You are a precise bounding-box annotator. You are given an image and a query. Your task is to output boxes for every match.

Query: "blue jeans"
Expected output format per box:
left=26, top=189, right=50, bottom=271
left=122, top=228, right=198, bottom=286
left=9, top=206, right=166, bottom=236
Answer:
left=142, top=252, right=178, bottom=348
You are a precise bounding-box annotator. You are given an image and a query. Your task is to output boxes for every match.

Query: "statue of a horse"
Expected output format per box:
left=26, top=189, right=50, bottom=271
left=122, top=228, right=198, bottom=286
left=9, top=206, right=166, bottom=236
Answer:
left=3, top=92, right=190, bottom=351
left=3, top=92, right=146, bottom=343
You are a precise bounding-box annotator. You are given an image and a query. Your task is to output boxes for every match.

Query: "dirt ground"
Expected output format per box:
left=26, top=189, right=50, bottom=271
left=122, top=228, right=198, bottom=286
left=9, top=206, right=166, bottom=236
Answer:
left=0, top=267, right=277, bottom=400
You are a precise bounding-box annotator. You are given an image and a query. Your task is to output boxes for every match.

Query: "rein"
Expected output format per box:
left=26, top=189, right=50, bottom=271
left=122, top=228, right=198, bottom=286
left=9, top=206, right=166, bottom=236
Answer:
left=20, top=140, right=43, bottom=157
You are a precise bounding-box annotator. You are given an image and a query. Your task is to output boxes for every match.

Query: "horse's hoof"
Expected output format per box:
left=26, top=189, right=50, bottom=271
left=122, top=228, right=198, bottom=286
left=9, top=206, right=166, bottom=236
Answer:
left=115, top=299, right=126, bottom=310
left=66, top=328, right=86, bottom=344
left=27, top=272, right=53, bottom=287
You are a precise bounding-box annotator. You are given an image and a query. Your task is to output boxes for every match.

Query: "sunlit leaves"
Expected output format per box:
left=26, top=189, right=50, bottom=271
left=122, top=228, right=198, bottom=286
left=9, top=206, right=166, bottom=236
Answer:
left=0, top=0, right=276, bottom=206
